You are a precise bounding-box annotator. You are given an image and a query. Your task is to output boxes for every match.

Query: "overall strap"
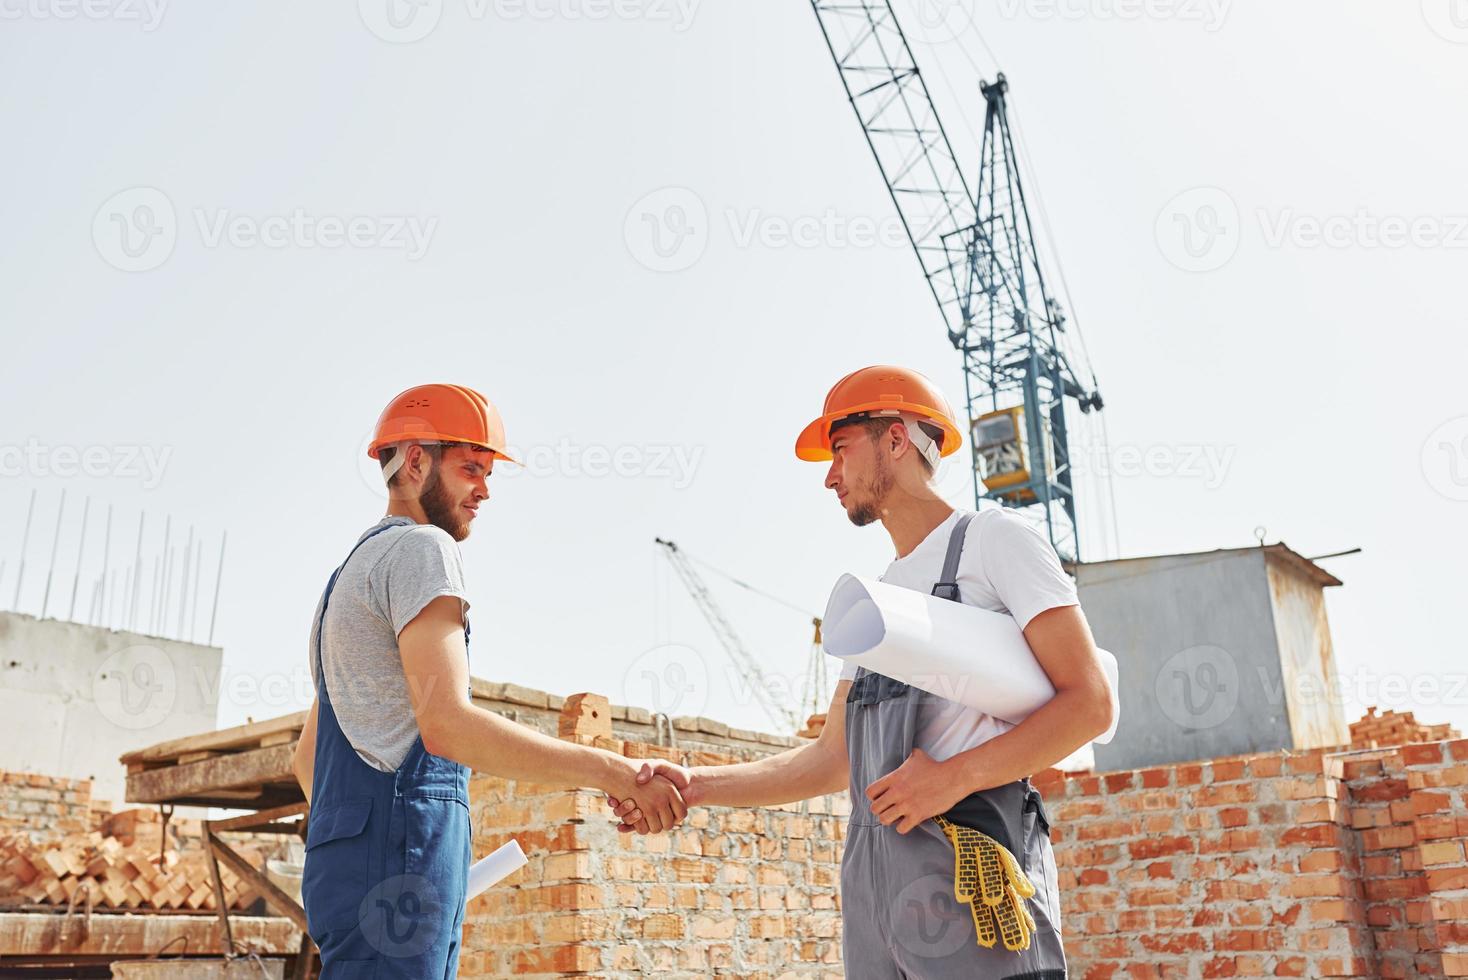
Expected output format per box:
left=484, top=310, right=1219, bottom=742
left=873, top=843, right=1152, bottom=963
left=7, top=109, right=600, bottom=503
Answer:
left=313, top=522, right=403, bottom=694
left=930, top=511, right=975, bottom=603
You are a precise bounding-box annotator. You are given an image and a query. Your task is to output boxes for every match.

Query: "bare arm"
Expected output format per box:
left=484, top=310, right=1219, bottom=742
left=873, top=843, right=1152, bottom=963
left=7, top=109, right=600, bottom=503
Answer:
left=400, top=596, right=687, bottom=831
left=608, top=679, right=852, bottom=829
left=686, top=679, right=852, bottom=807
left=291, top=699, right=318, bottom=807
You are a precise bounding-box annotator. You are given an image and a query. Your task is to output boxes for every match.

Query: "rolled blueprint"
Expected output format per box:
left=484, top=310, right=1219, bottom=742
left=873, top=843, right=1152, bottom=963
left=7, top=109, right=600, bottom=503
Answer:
left=822, top=574, right=1119, bottom=744
left=465, top=839, right=528, bottom=907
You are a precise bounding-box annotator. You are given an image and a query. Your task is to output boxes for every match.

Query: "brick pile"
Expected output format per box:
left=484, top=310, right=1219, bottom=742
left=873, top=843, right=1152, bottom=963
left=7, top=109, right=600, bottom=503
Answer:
left=0, top=770, right=111, bottom=844
left=1351, top=706, right=1461, bottom=749
left=0, top=805, right=265, bottom=912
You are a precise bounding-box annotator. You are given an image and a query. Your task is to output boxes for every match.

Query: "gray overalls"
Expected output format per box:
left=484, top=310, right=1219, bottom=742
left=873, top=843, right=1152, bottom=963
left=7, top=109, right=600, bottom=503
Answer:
left=841, top=512, right=1067, bottom=979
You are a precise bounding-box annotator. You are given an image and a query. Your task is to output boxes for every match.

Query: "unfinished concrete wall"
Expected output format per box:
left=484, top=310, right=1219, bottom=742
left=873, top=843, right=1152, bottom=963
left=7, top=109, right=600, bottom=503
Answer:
left=1077, top=546, right=1345, bottom=771
left=1264, top=551, right=1349, bottom=751
left=0, top=612, right=222, bottom=807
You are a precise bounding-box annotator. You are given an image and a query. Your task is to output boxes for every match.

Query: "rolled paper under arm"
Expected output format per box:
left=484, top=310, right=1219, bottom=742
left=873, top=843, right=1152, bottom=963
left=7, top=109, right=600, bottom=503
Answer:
left=466, top=839, right=528, bottom=909
left=821, top=574, right=1119, bottom=744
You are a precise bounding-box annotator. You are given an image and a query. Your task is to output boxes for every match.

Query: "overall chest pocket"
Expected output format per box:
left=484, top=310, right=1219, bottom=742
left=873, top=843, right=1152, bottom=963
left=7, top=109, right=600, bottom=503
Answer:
left=302, top=798, right=373, bottom=935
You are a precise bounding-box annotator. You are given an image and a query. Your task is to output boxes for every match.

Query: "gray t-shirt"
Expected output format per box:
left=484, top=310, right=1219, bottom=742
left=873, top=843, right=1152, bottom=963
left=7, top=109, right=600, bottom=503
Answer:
left=308, top=516, right=470, bottom=772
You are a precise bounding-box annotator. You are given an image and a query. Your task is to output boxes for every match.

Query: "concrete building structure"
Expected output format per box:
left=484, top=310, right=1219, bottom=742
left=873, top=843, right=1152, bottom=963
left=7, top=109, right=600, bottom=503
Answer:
left=0, top=612, right=222, bottom=808
left=1073, top=543, right=1351, bottom=771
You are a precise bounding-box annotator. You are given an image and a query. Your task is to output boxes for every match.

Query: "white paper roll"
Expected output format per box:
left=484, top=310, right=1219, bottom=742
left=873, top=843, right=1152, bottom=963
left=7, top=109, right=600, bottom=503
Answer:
left=822, top=574, right=1119, bottom=744
left=465, top=839, right=528, bottom=908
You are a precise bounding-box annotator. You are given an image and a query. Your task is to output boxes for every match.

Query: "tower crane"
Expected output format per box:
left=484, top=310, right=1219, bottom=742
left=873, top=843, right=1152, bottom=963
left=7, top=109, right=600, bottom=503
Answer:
left=655, top=538, right=827, bottom=735
left=808, top=2, right=1105, bottom=562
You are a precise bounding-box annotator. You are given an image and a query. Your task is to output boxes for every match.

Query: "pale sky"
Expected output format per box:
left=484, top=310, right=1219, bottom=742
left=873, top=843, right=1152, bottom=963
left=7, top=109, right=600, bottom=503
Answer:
left=2, top=1, right=1465, bottom=741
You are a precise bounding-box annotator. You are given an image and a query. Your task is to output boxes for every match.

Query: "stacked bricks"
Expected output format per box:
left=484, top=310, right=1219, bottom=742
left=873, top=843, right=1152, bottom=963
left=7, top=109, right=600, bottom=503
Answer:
left=459, top=692, right=847, bottom=978
left=1352, top=707, right=1461, bottom=750
left=1036, top=733, right=1468, bottom=978
left=0, top=771, right=101, bottom=843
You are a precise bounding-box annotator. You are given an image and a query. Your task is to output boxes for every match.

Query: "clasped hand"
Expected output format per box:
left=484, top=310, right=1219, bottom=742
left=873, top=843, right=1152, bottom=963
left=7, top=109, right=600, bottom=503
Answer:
left=605, top=759, right=695, bottom=834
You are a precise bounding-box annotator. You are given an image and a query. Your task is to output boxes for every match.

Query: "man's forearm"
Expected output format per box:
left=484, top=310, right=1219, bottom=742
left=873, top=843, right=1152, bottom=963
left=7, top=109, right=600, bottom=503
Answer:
left=428, top=704, right=630, bottom=793
left=689, top=740, right=846, bottom=808
left=944, top=684, right=1111, bottom=793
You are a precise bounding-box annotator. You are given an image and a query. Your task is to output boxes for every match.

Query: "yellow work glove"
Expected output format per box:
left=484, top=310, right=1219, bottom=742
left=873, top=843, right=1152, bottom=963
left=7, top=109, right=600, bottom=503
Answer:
left=934, top=815, right=1038, bottom=952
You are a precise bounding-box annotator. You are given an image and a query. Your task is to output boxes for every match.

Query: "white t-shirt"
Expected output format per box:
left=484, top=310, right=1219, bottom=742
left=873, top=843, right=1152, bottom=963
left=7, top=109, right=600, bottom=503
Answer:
left=839, top=507, right=1079, bottom=762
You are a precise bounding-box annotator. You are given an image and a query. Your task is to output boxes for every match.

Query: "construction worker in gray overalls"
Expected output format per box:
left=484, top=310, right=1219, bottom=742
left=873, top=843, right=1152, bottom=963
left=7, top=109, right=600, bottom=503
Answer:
left=293, top=383, right=693, bottom=978
left=841, top=511, right=1066, bottom=976
left=608, top=365, right=1116, bottom=978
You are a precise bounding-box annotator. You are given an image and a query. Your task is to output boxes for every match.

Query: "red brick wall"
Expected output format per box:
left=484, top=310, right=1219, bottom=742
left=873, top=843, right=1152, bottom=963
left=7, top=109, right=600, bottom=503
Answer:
left=459, top=694, right=846, bottom=978
left=452, top=693, right=1468, bottom=978
left=1036, top=738, right=1468, bottom=978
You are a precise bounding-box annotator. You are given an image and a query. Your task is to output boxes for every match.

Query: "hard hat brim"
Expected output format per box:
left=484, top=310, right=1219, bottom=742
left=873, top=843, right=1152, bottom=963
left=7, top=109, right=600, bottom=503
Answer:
left=794, top=405, right=964, bottom=462
left=368, top=435, right=521, bottom=467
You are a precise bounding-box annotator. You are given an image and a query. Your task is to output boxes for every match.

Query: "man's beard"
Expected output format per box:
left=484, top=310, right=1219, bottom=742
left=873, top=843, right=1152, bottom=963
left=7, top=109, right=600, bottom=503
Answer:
left=420, top=471, right=470, bottom=541
left=847, top=458, right=894, bottom=527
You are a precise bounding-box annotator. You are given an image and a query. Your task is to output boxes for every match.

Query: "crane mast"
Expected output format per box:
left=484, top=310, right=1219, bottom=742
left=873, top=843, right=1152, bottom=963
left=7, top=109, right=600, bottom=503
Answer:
left=809, top=1, right=1103, bottom=562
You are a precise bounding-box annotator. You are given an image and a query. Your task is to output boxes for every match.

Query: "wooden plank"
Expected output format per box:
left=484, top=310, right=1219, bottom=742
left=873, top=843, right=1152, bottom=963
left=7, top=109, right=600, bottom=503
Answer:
left=119, top=713, right=306, bottom=766
left=208, top=837, right=309, bottom=934
left=125, top=744, right=297, bottom=804
left=138, top=788, right=304, bottom=811
left=207, top=802, right=308, bottom=833
left=204, top=835, right=233, bottom=951
left=0, top=910, right=300, bottom=957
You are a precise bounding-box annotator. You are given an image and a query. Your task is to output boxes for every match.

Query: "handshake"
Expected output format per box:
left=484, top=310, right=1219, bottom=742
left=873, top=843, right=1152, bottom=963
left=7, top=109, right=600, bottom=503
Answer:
left=603, top=758, right=699, bottom=835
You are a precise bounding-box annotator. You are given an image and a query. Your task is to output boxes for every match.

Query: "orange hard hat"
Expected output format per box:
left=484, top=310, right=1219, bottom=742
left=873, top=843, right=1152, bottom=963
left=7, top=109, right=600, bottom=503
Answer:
left=795, top=365, right=963, bottom=462
left=368, top=383, right=520, bottom=466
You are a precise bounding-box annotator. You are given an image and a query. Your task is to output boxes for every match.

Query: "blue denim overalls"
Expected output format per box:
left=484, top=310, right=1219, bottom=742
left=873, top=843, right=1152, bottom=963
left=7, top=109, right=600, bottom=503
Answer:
left=301, top=521, right=472, bottom=979
left=841, top=512, right=1067, bottom=978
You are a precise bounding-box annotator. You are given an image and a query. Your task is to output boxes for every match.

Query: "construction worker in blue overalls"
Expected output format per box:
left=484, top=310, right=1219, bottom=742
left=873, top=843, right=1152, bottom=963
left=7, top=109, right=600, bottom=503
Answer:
left=609, top=366, right=1116, bottom=978
left=292, top=384, right=691, bottom=978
